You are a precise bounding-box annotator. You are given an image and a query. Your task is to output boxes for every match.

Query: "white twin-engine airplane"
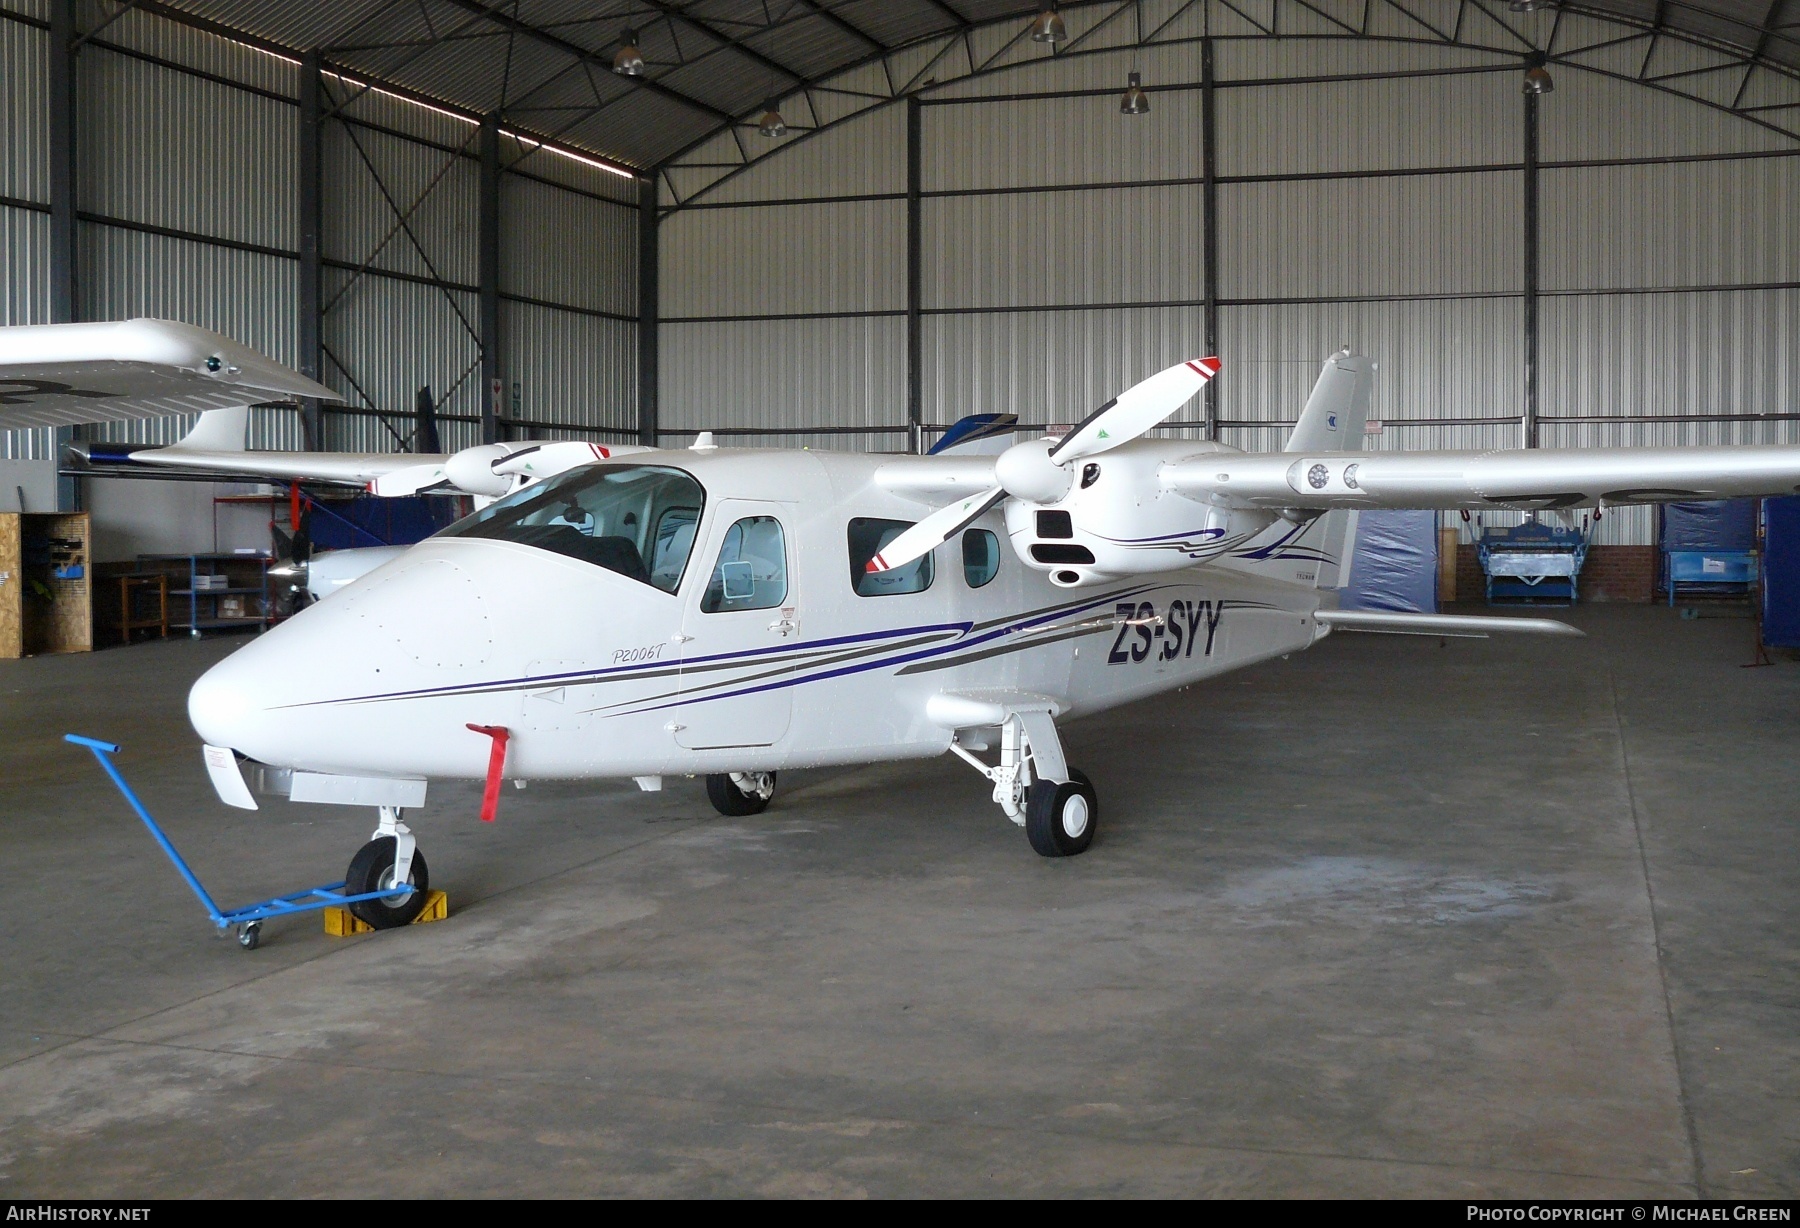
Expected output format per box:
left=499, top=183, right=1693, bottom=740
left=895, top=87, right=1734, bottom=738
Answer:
left=10, top=318, right=1800, bottom=934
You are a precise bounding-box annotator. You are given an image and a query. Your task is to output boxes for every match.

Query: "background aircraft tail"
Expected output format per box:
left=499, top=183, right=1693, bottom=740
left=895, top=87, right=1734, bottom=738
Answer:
left=172, top=405, right=249, bottom=452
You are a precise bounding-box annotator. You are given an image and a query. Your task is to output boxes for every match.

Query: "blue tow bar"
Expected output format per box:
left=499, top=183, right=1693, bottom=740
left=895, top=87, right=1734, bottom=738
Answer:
left=65, top=734, right=410, bottom=948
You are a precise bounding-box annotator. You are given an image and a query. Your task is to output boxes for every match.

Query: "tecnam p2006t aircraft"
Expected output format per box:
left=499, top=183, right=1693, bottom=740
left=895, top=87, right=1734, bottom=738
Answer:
left=11, top=320, right=1800, bottom=934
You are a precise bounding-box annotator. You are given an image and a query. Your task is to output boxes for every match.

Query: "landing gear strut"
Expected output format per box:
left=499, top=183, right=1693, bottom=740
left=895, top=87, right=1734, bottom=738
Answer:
left=947, top=706, right=1098, bottom=857
left=706, top=771, right=777, bottom=816
left=345, top=806, right=431, bottom=928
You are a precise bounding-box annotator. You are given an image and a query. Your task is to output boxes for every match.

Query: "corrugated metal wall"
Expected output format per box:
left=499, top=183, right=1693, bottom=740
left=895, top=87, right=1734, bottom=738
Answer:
left=2, top=9, right=52, bottom=460
left=0, top=3, right=637, bottom=464
left=660, top=15, right=1800, bottom=545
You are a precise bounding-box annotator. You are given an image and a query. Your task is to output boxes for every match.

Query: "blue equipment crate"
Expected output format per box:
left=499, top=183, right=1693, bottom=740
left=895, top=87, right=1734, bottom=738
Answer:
left=1664, top=549, right=1757, bottom=606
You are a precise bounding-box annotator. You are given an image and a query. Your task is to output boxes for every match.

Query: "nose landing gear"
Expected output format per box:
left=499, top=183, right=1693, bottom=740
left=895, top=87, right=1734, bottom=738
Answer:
left=345, top=807, right=431, bottom=928
left=706, top=771, right=777, bottom=816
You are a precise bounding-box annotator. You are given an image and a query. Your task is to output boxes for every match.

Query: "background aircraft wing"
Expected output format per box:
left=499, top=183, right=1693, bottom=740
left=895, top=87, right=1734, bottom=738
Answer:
left=67, top=404, right=448, bottom=490
left=1165, top=446, right=1800, bottom=512
left=0, top=318, right=340, bottom=430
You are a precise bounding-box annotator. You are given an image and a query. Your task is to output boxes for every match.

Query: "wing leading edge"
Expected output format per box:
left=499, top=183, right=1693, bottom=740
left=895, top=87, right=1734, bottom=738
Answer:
left=1165, top=446, right=1800, bottom=512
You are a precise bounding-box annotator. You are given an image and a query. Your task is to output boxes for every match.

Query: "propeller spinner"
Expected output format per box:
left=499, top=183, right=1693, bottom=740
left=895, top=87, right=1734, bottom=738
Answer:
left=867, top=357, right=1220, bottom=574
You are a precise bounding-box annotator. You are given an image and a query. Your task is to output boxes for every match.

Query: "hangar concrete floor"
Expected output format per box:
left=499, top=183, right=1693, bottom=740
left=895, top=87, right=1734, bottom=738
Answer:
left=1, top=604, right=1795, bottom=1198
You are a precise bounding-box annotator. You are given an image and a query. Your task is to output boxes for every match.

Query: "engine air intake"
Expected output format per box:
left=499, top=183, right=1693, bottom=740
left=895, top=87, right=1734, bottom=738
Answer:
left=1031, top=544, right=1095, bottom=565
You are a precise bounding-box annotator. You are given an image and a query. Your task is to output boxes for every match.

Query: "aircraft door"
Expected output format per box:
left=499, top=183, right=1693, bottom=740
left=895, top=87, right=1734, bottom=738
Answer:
left=674, top=501, right=798, bottom=750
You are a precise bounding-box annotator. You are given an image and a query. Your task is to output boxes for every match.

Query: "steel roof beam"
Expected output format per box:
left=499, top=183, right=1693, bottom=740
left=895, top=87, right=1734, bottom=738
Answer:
left=796, top=0, right=890, bottom=52
left=636, top=1, right=813, bottom=84
left=439, top=0, right=739, bottom=125
left=917, top=0, right=975, bottom=29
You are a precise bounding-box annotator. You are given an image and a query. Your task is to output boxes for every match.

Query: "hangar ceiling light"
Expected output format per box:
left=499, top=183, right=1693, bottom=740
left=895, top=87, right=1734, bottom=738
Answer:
left=1121, top=72, right=1150, bottom=115
left=758, top=99, right=788, bottom=138
left=1030, top=2, right=1068, bottom=44
left=1509, top=0, right=1552, bottom=11
left=612, top=29, right=645, bottom=77
left=1523, top=54, right=1556, bottom=94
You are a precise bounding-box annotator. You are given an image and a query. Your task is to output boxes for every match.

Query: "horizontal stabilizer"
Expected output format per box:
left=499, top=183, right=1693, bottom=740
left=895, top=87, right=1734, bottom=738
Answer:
left=1315, top=609, right=1582, bottom=638
left=0, top=319, right=340, bottom=430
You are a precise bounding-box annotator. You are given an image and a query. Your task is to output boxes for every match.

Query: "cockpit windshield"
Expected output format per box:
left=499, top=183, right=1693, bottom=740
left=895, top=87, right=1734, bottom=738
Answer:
left=439, top=464, right=705, bottom=593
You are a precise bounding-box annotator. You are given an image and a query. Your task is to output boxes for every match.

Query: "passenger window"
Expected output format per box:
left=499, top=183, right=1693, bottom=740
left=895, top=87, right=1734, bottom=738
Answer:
left=701, top=516, right=787, bottom=613
left=963, top=528, right=1000, bottom=588
left=848, top=517, right=934, bottom=597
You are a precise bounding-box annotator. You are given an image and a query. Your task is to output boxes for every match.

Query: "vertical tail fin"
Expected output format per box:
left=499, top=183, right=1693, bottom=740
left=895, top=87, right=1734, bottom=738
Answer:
left=1285, top=350, right=1374, bottom=453
left=171, top=405, right=249, bottom=452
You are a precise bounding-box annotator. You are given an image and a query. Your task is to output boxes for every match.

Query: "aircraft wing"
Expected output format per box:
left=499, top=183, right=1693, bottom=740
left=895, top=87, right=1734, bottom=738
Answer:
left=1165, top=446, right=1800, bottom=512
left=81, top=442, right=447, bottom=488
left=72, top=406, right=650, bottom=498
left=0, top=318, right=340, bottom=430
left=873, top=455, right=999, bottom=503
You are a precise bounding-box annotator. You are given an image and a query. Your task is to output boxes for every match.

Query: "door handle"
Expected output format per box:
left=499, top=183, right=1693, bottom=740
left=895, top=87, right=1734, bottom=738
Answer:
left=767, top=607, right=797, bottom=636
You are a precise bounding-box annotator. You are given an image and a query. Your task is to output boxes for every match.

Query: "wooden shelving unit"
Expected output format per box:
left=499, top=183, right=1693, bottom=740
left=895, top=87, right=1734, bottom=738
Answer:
left=0, top=512, right=93, bottom=658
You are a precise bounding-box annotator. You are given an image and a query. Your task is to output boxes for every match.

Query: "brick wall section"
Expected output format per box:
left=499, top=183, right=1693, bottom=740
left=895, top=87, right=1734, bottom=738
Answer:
left=1449, top=544, right=1656, bottom=604
left=1581, top=546, right=1657, bottom=603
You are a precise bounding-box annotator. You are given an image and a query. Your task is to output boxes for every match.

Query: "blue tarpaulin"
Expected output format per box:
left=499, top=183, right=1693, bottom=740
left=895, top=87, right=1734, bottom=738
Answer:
left=1340, top=509, right=1438, bottom=613
left=306, top=494, right=460, bottom=551
left=1662, top=500, right=1757, bottom=551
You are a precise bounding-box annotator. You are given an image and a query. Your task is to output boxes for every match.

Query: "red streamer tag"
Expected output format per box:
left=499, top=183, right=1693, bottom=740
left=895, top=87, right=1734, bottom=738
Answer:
left=466, top=724, right=511, bottom=823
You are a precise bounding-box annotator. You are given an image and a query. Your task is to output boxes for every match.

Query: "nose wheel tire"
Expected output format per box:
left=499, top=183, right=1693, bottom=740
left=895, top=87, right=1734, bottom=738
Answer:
left=345, top=836, right=431, bottom=929
left=706, top=771, right=776, bottom=817
left=1026, top=768, right=1098, bottom=857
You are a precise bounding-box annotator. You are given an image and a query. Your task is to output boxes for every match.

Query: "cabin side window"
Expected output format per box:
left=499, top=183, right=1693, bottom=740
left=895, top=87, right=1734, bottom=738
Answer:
left=962, top=528, right=1001, bottom=588
left=847, top=517, right=934, bottom=597
left=700, top=516, right=788, bottom=613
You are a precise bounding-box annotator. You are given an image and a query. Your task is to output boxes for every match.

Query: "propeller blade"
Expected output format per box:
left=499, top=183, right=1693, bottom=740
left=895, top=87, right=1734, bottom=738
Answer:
left=1049, top=356, right=1220, bottom=463
left=865, top=486, right=1006, bottom=574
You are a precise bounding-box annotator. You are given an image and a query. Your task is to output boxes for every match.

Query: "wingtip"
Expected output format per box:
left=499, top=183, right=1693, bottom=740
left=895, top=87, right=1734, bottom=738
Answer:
left=1187, top=356, right=1222, bottom=378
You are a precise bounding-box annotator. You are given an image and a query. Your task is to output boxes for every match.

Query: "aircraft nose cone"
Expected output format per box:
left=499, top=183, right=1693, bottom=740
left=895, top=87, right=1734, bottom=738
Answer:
left=188, top=652, right=257, bottom=747
left=181, top=544, right=519, bottom=776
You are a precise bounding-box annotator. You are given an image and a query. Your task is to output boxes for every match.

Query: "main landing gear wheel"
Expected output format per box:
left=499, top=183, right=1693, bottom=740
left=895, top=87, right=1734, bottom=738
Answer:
left=1026, top=768, right=1098, bottom=858
left=706, top=771, right=776, bottom=817
left=345, top=835, right=431, bottom=929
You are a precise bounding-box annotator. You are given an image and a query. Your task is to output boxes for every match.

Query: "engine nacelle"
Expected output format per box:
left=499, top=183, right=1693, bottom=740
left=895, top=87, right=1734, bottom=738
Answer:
left=442, top=443, right=516, bottom=498
left=1001, top=439, right=1277, bottom=585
